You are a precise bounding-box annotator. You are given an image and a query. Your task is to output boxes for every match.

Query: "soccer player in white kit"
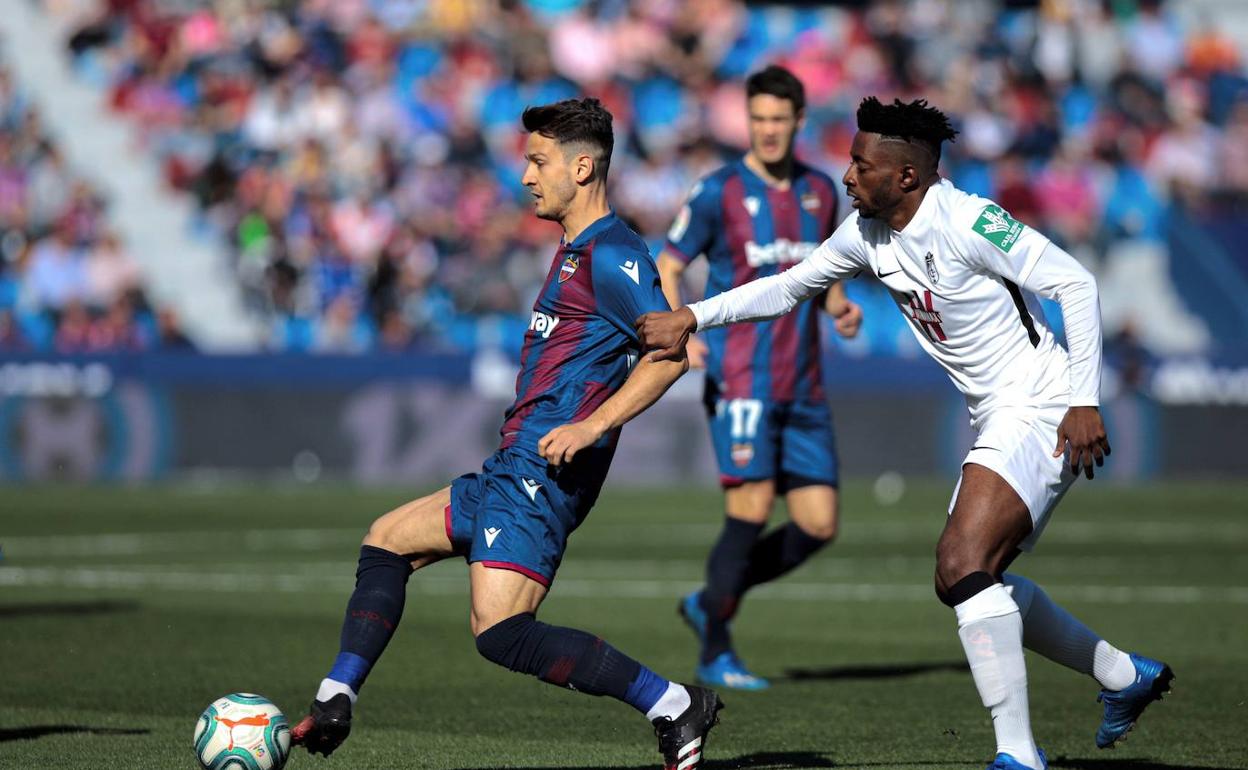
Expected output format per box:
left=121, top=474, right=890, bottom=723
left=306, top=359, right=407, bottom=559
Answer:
left=637, top=97, right=1173, bottom=770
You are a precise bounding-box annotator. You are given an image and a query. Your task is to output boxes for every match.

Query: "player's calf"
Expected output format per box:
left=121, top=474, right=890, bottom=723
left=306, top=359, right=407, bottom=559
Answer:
left=475, top=612, right=695, bottom=722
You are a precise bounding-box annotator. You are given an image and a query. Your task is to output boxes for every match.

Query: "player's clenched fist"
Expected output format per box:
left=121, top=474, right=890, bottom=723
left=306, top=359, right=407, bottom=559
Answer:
left=635, top=307, right=697, bottom=362
left=538, top=421, right=604, bottom=466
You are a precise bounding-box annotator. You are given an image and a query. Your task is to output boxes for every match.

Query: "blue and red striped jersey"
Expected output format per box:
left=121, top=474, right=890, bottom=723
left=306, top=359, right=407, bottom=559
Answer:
left=665, top=159, right=839, bottom=402
left=500, top=211, right=670, bottom=457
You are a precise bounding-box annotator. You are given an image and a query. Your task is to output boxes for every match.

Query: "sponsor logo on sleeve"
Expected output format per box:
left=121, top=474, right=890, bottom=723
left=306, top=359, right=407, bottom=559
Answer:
left=972, top=204, right=1025, bottom=253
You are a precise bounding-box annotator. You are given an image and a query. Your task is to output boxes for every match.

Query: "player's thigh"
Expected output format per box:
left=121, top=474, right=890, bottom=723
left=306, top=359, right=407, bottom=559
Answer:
left=784, top=484, right=839, bottom=540
left=936, top=463, right=1033, bottom=590
left=469, top=562, right=548, bottom=636
left=363, top=485, right=455, bottom=568
left=724, top=479, right=777, bottom=523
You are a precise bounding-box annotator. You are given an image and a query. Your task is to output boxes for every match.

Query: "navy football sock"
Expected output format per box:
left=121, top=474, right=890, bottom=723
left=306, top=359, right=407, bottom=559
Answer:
left=325, top=545, right=413, bottom=695
left=741, top=522, right=830, bottom=591
left=698, top=516, right=765, bottom=663
left=476, top=612, right=669, bottom=714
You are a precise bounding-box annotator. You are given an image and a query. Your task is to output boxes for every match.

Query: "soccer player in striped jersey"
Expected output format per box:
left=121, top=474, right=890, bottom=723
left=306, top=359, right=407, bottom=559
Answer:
left=638, top=97, right=1172, bottom=770
left=658, top=65, right=863, bottom=690
left=292, top=98, right=722, bottom=770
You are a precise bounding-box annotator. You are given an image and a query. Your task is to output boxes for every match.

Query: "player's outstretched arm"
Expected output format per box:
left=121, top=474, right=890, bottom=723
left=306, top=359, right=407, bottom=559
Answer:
left=823, top=282, right=863, bottom=339
left=538, top=354, right=689, bottom=466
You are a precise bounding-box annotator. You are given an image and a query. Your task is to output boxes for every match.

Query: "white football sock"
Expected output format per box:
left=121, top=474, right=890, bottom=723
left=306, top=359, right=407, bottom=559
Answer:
left=645, top=682, right=691, bottom=722
left=1004, top=574, right=1136, bottom=691
left=955, top=583, right=1041, bottom=770
left=316, top=678, right=358, bottom=705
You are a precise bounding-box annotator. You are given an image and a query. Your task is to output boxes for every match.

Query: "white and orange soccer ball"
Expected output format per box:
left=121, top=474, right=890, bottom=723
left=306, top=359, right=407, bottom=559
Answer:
left=192, top=693, right=291, bottom=770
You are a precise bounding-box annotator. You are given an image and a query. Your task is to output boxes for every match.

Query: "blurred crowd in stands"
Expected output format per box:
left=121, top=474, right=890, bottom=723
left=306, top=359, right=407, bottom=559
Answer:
left=3, top=0, right=1246, bottom=357
left=0, top=59, right=195, bottom=352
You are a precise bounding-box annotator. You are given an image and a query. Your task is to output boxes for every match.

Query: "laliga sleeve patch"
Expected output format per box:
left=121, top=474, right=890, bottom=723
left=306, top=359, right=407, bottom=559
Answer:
left=972, top=204, right=1025, bottom=253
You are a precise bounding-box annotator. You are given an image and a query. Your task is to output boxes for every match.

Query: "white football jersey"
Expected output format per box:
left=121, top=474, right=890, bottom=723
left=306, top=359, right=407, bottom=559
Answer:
left=689, top=179, right=1102, bottom=426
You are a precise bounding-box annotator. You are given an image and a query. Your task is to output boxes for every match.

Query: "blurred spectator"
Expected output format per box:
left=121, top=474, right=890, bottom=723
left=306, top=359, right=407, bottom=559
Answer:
left=20, top=0, right=1245, bottom=360
left=0, top=52, right=185, bottom=353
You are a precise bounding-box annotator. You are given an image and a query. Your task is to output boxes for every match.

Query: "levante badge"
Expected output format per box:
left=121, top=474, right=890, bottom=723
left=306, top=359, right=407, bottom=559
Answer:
left=559, top=253, right=579, bottom=283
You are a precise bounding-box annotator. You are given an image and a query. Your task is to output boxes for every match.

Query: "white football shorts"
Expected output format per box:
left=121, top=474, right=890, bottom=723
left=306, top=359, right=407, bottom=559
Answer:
left=948, top=405, right=1078, bottom=551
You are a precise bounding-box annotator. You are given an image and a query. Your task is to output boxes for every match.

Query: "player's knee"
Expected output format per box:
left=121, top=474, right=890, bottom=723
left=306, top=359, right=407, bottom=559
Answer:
left=798, top=512, right=838, bottom=542
left=934, top=542, right=990, bottom=606
left=935, top=568, right=998, bottom=608
left=474, top=612, right=538, bottom=670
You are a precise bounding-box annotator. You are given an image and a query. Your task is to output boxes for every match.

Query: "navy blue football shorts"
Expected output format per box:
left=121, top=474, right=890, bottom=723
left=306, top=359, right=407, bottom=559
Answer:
left=446, top=445, right=605, bottom=587
left=705, top=395, right=839, bottom=492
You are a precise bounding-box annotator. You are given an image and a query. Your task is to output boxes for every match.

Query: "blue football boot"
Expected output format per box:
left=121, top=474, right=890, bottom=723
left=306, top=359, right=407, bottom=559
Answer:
left=1096, top=652, right=1174, bottom=748
left=987, top=748, right=1047, bottom=770
left=696, top=652, right=770, bottom=691
left=678, top=591, right=709, bottom=646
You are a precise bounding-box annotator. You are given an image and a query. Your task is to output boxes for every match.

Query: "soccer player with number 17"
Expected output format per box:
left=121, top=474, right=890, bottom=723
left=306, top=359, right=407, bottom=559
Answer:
left=637, top=97, right=1173, bottom=770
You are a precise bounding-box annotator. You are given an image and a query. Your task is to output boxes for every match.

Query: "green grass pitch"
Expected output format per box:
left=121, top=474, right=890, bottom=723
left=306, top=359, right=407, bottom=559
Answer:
left=2, top=479, right=1246, bottom=769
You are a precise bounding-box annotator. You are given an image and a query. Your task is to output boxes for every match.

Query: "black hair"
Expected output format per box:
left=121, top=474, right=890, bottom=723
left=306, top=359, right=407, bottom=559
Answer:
left=521, top=97, right=614, bottom=178
left=856, top=96, right=958, bottom=164
left=746, top=65, right=806, bottom=114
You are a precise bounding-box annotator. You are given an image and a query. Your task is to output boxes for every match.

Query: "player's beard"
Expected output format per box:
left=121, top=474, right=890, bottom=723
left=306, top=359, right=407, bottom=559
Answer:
left=535, top=176, right=577, bottom=222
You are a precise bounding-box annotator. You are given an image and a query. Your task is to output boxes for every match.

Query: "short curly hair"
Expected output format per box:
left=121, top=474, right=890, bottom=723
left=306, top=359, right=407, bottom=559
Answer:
left=856, top=97, right=958, bottom=164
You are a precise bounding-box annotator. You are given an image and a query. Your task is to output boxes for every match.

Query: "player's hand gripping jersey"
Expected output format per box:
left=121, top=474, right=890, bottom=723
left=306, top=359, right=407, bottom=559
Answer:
left=689, top=179, right=1102, bottom=426
left=665, top=160, right=839, bottom=402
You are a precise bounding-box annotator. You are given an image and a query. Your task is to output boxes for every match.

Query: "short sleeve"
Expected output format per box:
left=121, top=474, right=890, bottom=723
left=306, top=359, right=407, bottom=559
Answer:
left=594, top=245, right=672, bottom=344
left=958, top=202, right=1053, bottom=284
left=663, top=178, right=719, bottom=264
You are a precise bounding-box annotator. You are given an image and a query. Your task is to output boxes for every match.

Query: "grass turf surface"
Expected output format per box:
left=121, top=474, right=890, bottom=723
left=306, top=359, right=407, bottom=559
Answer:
left=2, top=479, right=1246, bottom=769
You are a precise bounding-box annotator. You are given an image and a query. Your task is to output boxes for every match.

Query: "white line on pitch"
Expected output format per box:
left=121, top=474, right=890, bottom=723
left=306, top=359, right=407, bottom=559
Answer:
left=2, top=566, right=1246, bottom=606
left=5, top=518, right=1248, bottom=558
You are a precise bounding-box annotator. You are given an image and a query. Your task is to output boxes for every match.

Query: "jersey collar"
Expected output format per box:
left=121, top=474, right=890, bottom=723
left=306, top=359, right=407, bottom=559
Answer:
left=563, top=210, right=618, bottom=249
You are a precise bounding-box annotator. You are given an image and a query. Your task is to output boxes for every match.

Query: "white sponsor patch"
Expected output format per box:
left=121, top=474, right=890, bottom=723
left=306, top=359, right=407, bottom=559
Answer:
left=528, top=311, right=560, bottom=339
left=744, top=239, right=817, bottom=268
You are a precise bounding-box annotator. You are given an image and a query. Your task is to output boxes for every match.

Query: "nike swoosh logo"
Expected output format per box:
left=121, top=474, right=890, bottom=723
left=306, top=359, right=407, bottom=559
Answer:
left=876, top=268, right=901, bottom=278
left=620, top=260, right=640, bottom=285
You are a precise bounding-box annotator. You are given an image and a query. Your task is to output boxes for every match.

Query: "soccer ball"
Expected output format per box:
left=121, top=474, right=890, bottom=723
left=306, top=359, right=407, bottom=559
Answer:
left=192, top=693, right=291, bottom=770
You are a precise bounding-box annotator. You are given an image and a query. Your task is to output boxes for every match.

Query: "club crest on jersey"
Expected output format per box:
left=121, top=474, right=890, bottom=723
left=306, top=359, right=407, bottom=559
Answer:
left=559, top=253, right=579, bottom=283
left=743, top=196, right=760, bottom=217
left=925, top=252, right=939, bottom=284
left=731, top=442, right=754, bottom=467
left=800, top=191, right=821, bottom=211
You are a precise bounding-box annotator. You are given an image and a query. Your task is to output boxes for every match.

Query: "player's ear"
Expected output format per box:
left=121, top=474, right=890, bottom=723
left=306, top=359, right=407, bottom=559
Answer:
left=898, top=163, right=920, bottom=192
left=574, top=152, right=595, bottom=185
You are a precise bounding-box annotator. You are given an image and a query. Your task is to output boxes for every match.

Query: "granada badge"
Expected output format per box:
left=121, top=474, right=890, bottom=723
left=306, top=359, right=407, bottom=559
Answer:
left=559, top=254, right=579, bottom=283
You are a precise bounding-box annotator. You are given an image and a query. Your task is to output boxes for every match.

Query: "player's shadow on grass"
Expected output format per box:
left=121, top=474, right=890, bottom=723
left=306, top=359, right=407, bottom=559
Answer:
left=1050, top=758, right=1242, bottom=770
left=780, top=660, right=970, bottom=682
left=0, top=599, right=140, bottom=618
left=0, top=726, right=150, bottom=743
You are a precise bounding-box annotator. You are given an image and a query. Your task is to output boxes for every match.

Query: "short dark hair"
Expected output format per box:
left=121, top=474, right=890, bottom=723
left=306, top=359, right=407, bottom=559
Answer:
left=746, top=65, right=806, bottom=114
left=521, top=97, right=614, bottom=179
left=856, top=96, right=958, bottom=163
